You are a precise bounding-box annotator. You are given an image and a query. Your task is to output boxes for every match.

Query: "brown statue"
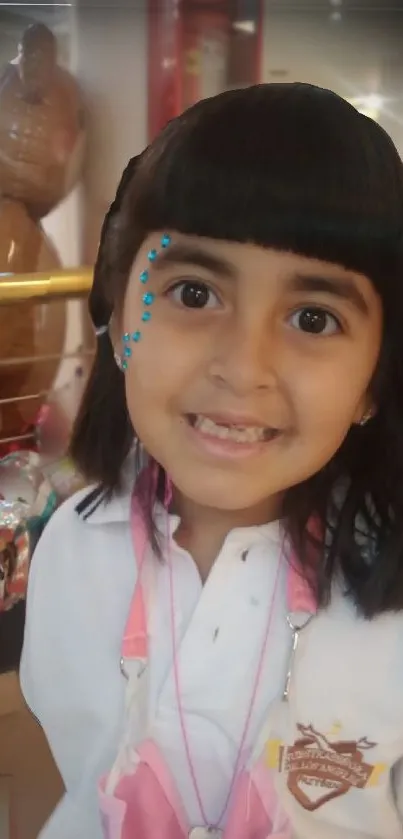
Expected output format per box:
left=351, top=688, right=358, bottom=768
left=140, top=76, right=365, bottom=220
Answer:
left=0, top=24, right=85, bottom=441
left=0, top=22, right=85, bottom=218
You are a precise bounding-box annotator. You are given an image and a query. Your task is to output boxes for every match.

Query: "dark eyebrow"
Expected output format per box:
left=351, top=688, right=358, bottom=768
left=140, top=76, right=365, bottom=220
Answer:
left=289, top=273, right=369, bottom=316
left=153, top=243, right=238, bottom=279
left=153, top=244, right=369, bottom=315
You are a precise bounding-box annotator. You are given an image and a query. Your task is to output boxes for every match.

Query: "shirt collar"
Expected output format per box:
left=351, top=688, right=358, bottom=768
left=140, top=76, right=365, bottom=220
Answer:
left=78, top=457, right=282, bottom=546
left=77, top=456, right=135, bottom=525
left=84, top=488, right=132, bottom=524
left=81, top=484, right=282, bottom=551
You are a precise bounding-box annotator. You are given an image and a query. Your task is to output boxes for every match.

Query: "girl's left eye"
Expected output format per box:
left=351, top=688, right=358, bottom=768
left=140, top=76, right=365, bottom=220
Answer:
left=288, top=307, right=342, bottom=336
left=167, top=280, right=221, bottom=309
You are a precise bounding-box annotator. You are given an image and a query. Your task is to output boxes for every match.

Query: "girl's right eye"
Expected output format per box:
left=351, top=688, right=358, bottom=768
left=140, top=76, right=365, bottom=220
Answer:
left=166, top=280, right=221, bottom=310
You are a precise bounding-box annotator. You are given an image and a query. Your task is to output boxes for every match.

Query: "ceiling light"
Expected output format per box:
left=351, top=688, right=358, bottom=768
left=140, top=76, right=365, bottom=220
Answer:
left=349, top=94, right=385, bottom=120
left=232, top=20, right=256, bottom=35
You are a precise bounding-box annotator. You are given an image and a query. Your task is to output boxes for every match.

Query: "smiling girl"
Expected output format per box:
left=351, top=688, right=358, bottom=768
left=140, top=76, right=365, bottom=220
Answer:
left=20, top=83, right=403, bottom=839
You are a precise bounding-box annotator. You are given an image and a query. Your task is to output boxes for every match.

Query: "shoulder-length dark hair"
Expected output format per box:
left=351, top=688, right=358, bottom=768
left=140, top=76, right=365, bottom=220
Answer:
left=70, top=83, right=403, bottom=618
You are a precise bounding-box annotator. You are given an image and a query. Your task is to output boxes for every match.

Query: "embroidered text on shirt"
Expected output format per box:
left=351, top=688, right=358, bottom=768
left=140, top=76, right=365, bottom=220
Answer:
left=267, top=723, right=387, bottom=811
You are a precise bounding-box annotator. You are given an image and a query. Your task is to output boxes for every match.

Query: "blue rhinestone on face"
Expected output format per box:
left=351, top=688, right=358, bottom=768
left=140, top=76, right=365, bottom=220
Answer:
left=143, top=292, right=155, bottom=306
left=124, top=346, right=132, bottom=358
left=127, top=238, right=172, bottom=351
left=122, top=360, right=128, bottom=370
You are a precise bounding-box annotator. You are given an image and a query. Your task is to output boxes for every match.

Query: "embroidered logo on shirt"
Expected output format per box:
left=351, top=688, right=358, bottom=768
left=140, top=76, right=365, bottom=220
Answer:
left=267, top=723, right=387, bottom=811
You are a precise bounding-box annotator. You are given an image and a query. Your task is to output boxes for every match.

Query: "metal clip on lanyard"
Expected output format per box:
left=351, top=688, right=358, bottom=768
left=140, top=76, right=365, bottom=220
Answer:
left=282, top=613, right=314, bottom=701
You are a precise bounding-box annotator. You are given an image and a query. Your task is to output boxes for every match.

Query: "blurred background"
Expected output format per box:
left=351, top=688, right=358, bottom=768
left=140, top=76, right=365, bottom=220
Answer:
left=0, top=1, right=402, bottom=835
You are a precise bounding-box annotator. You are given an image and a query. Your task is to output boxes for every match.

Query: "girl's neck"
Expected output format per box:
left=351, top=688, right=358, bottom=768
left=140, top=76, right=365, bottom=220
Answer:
left=172, top=492, right=282, bottom=582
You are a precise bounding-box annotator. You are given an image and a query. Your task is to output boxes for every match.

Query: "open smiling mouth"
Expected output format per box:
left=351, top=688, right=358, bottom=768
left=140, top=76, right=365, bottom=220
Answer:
left=185, top=414, right=282, bottom=445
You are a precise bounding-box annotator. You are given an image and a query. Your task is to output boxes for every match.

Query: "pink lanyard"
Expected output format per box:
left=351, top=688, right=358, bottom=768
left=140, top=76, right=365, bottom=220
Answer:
left=120, top=491, right=317, bottom=833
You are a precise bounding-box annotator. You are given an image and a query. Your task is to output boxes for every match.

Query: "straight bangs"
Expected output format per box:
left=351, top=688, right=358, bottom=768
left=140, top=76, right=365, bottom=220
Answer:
left=124, top=84, right=403, bottom=288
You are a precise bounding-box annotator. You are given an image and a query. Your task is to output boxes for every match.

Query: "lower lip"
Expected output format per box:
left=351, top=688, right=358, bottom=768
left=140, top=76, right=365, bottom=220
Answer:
left=184, top=419, right=280, bottom=461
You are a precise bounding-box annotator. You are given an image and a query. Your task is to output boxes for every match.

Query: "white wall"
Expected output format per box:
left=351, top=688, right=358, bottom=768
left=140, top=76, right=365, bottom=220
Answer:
left=262, top=7, right=403, bottom=153
left=52, top=2, right=149, bottom=387
left=75, top=3, right=148, bottom=262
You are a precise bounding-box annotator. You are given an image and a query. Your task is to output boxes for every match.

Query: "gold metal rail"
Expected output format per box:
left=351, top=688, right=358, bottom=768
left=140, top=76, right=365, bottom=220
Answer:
left=0, top=267, right=93, bottom=304
left=0, top=267, right=95, bottom=446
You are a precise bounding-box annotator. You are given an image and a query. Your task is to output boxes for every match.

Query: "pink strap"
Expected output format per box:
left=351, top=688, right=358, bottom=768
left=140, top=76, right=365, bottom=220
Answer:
left=287, top=519, right=320, bottom=615
left=121, top=497, right=149, bottom=660
left=122, top=483, right=317, bottom=662
left=286, top=556, right=317, bottom=615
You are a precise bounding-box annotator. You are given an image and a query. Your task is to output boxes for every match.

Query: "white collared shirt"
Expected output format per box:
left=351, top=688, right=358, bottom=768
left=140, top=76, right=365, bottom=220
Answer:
left=20, top=481, right=403, bottom=838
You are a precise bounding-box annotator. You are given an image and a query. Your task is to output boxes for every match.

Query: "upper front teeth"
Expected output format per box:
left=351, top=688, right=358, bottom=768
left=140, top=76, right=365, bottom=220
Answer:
left=194, top=415, right=266, bottom=443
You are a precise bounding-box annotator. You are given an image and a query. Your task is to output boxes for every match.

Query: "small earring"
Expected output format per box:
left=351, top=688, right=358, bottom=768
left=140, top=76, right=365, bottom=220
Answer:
left=359, top=408, right=373, bottom=427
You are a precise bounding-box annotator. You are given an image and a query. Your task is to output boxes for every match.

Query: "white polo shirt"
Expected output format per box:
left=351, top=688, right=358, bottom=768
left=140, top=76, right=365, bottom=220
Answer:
left=20, top=480, right=403, bottom=839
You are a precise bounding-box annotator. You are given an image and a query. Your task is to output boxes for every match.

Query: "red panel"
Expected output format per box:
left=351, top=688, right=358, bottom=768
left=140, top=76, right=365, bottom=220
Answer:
left=148, top=0, right=262, bottom=141
left=147, top=0, right=181, bottom=140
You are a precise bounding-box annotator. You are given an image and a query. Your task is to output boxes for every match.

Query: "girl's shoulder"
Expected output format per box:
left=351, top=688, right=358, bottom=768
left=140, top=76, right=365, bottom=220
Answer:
left=27, top=481, right=134, bottom=604
left=20, top=482, right=136, bottom=763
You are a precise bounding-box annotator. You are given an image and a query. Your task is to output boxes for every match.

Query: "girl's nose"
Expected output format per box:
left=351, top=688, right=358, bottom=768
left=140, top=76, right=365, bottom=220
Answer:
left=208, top=317, right=278, bottom=396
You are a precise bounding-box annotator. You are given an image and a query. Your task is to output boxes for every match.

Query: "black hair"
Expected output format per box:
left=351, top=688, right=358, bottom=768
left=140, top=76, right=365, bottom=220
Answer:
left=20, top=23, right=56, bottom=52
left=70, top=83, right=403, bottom=618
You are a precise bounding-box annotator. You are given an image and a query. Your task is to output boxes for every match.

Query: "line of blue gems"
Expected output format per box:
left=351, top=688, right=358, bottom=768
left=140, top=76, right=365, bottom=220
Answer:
left=120, top=233, right=172, bottom=370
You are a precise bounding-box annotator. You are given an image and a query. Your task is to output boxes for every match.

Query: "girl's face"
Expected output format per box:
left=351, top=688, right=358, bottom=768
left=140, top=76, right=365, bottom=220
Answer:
left=120, top=233, right=382, bottom=516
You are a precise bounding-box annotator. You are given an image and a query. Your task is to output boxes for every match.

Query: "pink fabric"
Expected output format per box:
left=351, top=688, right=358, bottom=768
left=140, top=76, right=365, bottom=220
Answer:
left=99, top=743, right=292, bottom=839
left=121, top=503, right=148, bottom=660
left=99, top=740, right=187, bottom=839
left=287, top=558, right=317, bottom=615
left=99, top=785, right=126, bottom=839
